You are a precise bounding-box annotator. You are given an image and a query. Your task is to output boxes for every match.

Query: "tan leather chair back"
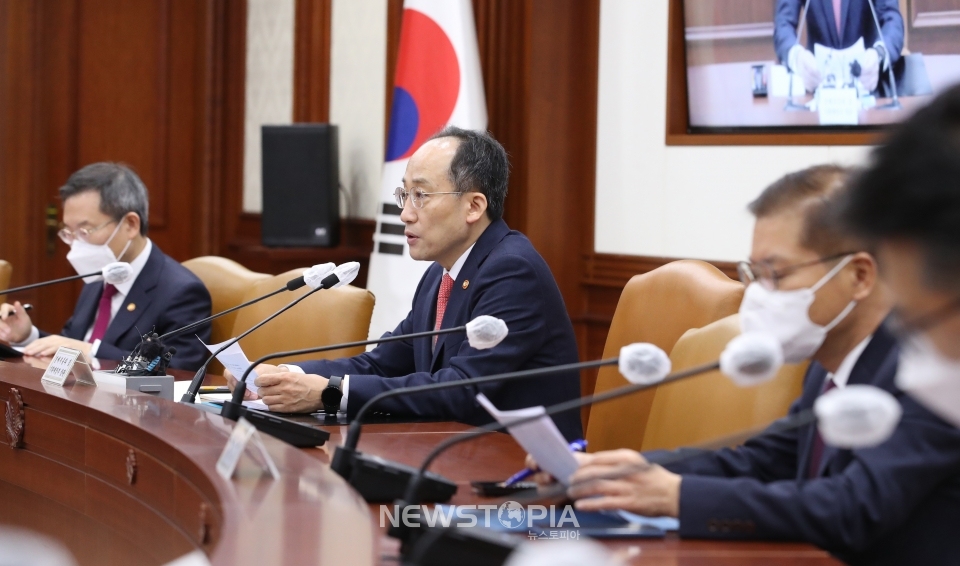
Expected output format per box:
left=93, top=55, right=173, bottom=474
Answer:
left=231, top=268, right=375, bottom=366
left=0, top=260, right=10, bottom=305
left=585, top=260, right=745, bottom=453
left=182, top=256, right=271, bottom=344
left=641, top=314, right=808, bottom=451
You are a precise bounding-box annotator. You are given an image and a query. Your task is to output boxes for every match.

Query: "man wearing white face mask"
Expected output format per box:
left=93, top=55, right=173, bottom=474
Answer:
left=0, top=163, right=212, bottom=370
left=528, top=165, right=960, bottom=565
left=840, top=85, right=960, bottom=429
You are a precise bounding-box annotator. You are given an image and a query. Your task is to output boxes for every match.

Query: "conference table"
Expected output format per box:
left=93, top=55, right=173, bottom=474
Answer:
left=0, top=357, right=841, bottom=565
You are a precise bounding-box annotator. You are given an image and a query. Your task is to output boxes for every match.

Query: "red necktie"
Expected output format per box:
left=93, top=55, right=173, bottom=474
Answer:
left=832, top=0, right=842, bottom=36
left=433, top=274, right=454, bottom=347
left=89, top=283, right=117, bottom=343
left=807, top=377, right=838, bottom=478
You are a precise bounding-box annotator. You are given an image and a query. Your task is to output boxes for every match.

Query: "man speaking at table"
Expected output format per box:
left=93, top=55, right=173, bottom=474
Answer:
left=225, top=127, right=583, bottom=440
left=530, top=165, right=960, bottom=565
left=774, top=0, right=903, bottom=93
left=0, top=162, right=212, bottom=370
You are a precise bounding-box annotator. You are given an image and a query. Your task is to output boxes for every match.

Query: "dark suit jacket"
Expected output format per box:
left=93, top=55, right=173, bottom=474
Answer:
left=647, top=324, right=960, bottom=565
left=774, top=0, right=904, bottom=74
left=295, top=219, right=583, bottom=440
left=48, top=243, right=212, bottom=370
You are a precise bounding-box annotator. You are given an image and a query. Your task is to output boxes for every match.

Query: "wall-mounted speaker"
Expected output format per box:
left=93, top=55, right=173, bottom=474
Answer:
left=261, top=124, right=340, bottom=247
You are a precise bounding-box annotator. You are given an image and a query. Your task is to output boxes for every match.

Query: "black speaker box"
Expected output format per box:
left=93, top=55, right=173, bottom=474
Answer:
left=261, top=124, right=340, bottom=247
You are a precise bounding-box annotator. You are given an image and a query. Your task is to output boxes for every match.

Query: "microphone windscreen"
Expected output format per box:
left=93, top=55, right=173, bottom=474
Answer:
left=465, top=315, right=508, bottom=349
left=720, top=332, right=784, bottom=386
left=618, top=343, right=671, bottom=385
left=505, top=539, right=616, bottom=566
left=303, top=262, right=336, bottom=289
left=102, top=262, right=134, bottom=285
left=331, top=261, right=361, bottom=288
left=814, top=384, right=902, bottom=448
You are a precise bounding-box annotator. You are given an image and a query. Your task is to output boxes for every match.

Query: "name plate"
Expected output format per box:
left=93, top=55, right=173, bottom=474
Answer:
left=41, top=347, right=82, bottom=386
left=818, top=87, right=860, bottom=125
left=216, top=417, right=279, bottom=481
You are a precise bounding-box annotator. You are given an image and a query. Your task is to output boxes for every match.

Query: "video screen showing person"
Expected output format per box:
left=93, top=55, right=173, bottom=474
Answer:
left=684, top=0, right=960, bottom=129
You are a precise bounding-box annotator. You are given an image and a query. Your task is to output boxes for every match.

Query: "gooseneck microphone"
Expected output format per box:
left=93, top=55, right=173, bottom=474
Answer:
left=1, top=262, right=134, bottom=295
left=330, top=341, right=668, bottom=502
left=177, top=262, right=338, bottom=403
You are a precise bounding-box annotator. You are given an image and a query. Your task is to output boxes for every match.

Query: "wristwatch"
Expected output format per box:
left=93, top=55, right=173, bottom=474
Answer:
left=321, top=375, right=344, bottom=415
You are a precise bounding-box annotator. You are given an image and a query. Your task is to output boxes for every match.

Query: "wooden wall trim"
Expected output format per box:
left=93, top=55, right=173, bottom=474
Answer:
left=583, top=252, right=738, bottom=289
left=293, top=0, right=331, bottom=123
left=666, top=0, right=882, bottom=146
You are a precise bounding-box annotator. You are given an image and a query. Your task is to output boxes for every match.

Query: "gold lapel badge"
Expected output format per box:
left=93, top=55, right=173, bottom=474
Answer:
left=462, top=280, right=470, bottom=290
left=126, top=303, right=136, bottom=312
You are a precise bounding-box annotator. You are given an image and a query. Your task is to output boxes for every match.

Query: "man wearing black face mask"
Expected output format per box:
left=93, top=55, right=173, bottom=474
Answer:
left=0, top=162, right=212, bottom=370
left=527, top=165, right=960, bottom=565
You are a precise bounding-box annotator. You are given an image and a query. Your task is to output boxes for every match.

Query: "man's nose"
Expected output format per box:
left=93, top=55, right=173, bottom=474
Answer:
left=399, top=202, right=416, bottom=224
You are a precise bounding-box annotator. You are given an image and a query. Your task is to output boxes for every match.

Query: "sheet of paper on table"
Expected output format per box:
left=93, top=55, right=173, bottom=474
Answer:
left=476, top=393, right=579, bottom=485
left=202, top=339, right=259, bottom=394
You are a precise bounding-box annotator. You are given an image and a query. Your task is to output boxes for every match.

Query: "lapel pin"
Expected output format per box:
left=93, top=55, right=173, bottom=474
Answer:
left=462, top=280, right=470, bottom=290
left=126, top=303, right=136, bottom=312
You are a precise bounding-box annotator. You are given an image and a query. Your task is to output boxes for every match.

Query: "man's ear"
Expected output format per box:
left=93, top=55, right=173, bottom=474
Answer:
left=121, top=212, right=141, bottom=238
left=464, top=192, right=489, bottom=225
left=850, top=251, right=878, bottom=301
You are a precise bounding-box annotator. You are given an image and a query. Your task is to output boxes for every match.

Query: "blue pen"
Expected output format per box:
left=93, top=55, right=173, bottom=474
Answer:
left=502, top=439, right=587, bottom=487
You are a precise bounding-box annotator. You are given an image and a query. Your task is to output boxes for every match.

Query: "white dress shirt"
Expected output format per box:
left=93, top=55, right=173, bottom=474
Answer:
left=14, top=240, right=153, bottom=357
left=282, top=244, right=477, bottom=414
left=823, top=335, right=872, bottom=389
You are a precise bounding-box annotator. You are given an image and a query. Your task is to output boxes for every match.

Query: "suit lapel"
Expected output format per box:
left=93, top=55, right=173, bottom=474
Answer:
left=798, top=363, right=829, bottom=480
left=102, top=245, right=162, bottom=344
left=840, top=0, right=852, bottom=45
left=815, top=326, right=898, bottom=476
left=430, top=220, right=511, bottom=369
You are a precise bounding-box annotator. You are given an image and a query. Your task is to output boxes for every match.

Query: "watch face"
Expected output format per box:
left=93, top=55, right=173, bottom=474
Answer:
left=321, top=386, right=343, bottom=407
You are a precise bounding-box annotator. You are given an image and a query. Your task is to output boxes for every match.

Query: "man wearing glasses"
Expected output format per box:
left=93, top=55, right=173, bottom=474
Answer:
left=223, top=127, right=583, bottom=440
left=527, top=164, right=960, bottom=564
left=0, top=162, right=212, bottom=369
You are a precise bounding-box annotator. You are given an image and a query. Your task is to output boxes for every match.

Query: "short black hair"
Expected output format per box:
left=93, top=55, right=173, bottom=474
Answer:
left=748, top=164, right=862, bottom=255
left=59, top=162, right=150, bottom=235
left=429, top=126, right=509, bottom=221
left=839, top=84, right=960, bottom=291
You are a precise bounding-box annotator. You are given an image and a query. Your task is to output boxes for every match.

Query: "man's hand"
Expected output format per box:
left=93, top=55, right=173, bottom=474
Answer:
left=794, top=47, right=821, bottom=92
left=860, top=48, right=881, bottom=92
left=22, top=335, right=92, bottom=360
left=255, top=372, right=328, bottom=413
left=0, top=302, right=33, bottom=343
left=224, top=364, right=282, bottom=400
left=566, top=449, right=681, bottom=518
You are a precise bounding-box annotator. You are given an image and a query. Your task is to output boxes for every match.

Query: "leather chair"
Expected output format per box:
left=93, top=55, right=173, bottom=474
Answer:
left=584, top=260, right=745, bottom=453
left=230, top=268, right=375, bottom=366
left=641, top=314, right=808, bottom=451
left=182, top=256, right=271, bottom=344
left=0, top=260, right=10, bottom=305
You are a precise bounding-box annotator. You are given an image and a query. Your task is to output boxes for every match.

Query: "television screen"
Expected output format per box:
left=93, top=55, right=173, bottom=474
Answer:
left=683, top=0, right=960, bottom=130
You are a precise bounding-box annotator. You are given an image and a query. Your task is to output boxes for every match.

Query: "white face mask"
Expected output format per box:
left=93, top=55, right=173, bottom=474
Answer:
left=66, top=222, right=132, bottom=283
left=740, top=255, right=857, bottom=363
left=896, top=335, right=960, bottom=428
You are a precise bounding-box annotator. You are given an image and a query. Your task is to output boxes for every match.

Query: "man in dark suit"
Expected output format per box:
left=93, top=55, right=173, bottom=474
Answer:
left=531, top=165, right=960, bottom=564
left=774, top=0, right=904, bottom=93
left=0, top=163, right=212, bottom=370
left=224, top=127, right=583, bottom=440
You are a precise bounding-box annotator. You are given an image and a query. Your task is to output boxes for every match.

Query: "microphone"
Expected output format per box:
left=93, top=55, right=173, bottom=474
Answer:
left=329, top=342, right=669, bottom=503
left=175, top=263, right=339, bottom=401
left=159, top=262, right=335, bottom=343
left=1, top=262, right=134, bottom=295
left=865, top=0, right=901, bottom=109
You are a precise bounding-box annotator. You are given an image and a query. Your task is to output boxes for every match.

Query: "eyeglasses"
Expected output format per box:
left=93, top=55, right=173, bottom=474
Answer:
left=888, top=296, right=960, bottom=340
left=394, top=187, right=461, bottom=210
left=737, top=251, right=856, bottom=290
left=57, top=219, right=116, bottom=245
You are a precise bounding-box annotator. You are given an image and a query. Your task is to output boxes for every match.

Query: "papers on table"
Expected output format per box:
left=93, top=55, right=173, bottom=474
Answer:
left=202, top=339, right=259, bottom=394
left=476, top=393, right=579, bottom=485
left=814, top=37, right=865, bottom=89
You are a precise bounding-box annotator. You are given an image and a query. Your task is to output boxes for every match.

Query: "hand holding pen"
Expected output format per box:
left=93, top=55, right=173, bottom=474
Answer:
left=503, top=439, right=587, bottom=487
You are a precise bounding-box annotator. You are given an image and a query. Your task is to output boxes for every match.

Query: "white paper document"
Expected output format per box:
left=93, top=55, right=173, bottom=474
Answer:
left=202, top=340, right=259, bottom=394
left=476, top=393, right=580, bottom=485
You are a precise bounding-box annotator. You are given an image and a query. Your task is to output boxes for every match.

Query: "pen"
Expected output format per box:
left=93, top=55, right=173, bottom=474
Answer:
left=199, top=386, right=231, bottom=394
left=1, top=304, right=31, bottom=320
left=502, top=438, right=587, bottom=487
